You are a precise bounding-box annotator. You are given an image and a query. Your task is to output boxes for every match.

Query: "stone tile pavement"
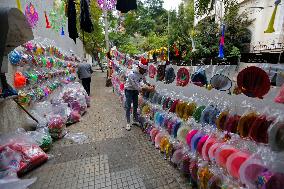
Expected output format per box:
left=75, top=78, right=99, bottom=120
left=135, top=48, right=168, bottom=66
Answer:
left=24, top=72, right=191, bottom=189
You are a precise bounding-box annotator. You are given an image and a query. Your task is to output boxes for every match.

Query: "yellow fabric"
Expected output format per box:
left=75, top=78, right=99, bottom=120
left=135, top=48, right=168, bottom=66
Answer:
left=264, top=4, right=278, bottom=33
left=16, top=0, right=22, bottom=12
left=216, top=111, right=229, bottom=131
left=160, top=136, right=169, bottom=153
left=183, top=102, right=197, bottom=120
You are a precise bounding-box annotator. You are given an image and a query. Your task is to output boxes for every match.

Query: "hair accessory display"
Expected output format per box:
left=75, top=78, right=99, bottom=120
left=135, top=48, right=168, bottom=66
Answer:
left=197, top=135, right=209, bottom=155
left=177, top=126, right=192, bottom=144
left=165, top=67, right=176, bottom=84
left=186, top=130, right=198, bottom=149
left=193, top=105, right=206, bottom=122
left=237, top=66, right=271, bottom=98
left=215, top=145, right=238, bottom=168
left=177, top=67, right=190, bottom=87
left=226, top=151, right=250, bottom=179
left=14, top=72, right=27, bottom=89
left=274, top=84, right=284, bottom=104
left=256, top=171, right=284, bottom=189
left=191, top=69, right=207, bottom=87
left=191, top=131, right=204, bottom=152
left=200, top=105, right=220, bottom=126
left=202, top=136, right=218, bottom=161
left=249, top=115, right=274, bottom=144
left=225, top=115, right=241, bottom=134
left=25, top=3, right=39, bottom=28
left=156, top=65, right=166, bottom=81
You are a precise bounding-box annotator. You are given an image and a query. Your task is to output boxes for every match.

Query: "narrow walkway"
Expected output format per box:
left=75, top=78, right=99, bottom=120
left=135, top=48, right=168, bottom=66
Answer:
left=25, top=71, right=189, bottom=189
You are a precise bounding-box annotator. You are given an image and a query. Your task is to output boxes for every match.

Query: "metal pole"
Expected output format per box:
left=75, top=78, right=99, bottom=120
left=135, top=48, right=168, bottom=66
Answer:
left=167, top=8, right=170, bottom=61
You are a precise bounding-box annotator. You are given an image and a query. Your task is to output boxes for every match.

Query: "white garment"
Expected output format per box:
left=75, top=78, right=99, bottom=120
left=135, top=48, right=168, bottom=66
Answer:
left=124, top=67, right=146, bottom=91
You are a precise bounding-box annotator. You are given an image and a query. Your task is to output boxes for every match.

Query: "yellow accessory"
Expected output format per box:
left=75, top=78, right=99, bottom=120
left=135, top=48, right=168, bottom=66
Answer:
left=183, top=102, right=197, bottom=120
left=216, top=111, right=229, bottom=131
left=160, top=136, right=169, bottom=153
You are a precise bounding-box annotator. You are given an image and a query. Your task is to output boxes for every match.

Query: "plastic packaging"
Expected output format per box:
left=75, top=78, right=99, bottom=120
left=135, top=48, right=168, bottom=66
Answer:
left=268, top=118, right=284, bottom=151
left=48, top=115, right=66, bottom=139
left=226, top=151, right=250, bottom=179
left=64, top=133, right=87, bottom=144
left=215, top=145, right=239, bottom=168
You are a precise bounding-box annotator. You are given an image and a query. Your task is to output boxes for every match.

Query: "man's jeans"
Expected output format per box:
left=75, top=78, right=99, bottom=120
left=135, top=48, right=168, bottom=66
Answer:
left=125, top=89, right=139, bottom=124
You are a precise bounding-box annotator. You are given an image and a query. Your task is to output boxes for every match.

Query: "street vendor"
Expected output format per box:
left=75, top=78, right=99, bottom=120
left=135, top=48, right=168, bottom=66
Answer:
left=124, top=59, right=155, bottom=131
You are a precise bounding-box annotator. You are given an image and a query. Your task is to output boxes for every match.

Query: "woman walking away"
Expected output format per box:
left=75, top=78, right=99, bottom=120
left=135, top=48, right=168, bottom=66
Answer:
left=124, top=59, right=155, bottom=131
left=77, top=58, right=94, bottom=96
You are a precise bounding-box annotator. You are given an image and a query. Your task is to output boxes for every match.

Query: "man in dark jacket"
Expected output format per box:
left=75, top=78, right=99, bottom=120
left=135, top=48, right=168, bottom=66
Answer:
left=77, top=59, right=93, bottom=96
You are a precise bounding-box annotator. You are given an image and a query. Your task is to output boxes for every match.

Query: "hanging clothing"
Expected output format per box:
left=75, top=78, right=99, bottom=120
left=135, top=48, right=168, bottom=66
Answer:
left=116, top=0, right=137, bottom=13
left=80, top=0, right=93, bottom=33
left=67, top=0, right=78, bottom=43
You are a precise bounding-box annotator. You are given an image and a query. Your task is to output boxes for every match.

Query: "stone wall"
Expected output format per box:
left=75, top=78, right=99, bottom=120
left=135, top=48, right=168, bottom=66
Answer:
left=0, top=0, right=85, bottom=134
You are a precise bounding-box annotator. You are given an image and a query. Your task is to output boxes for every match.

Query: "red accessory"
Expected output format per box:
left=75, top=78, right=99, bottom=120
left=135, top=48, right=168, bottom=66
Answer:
left=14, top=71, right=27, bottom=89
left=226, top=151, right=250, bottom=179
left=249, top=115, right=274, bottom=143
left=44, top=11, right=51, bottom=28
left=177, top=67, right=190, bottom=87
left=215, top=145, right=238, bottom=168
left=274, top=84, right=284, bottom=104
left=186, top=130, right=198, bottom=149
left=225, top=115, right=241, bottom=134
left=173, top=44, right=179, bottom=56
left=197, top=135, right=209, bottom=155
left=237, top=66, right=271, bottom=98
left=148, top=64, right=157, bottom=79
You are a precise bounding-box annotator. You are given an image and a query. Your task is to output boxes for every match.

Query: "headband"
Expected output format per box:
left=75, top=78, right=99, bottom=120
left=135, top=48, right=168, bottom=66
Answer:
left=150, top=128, right=159, bottom=144
left=226, top=151, right=250, bottom=179
left=186, top=130, right=199, bottom=149
left=177, top=126, right=192, bottom=144
left=225, top=115, right=241, bottom=134
left=191, top=69, right=208, bottom=87
left=210, top=74, right=232, bottom=91
left=177, top=67, right=190, bottom=87
left=172, top=120, right=182, bottom=138
left=268, top=119, right=284, bottom=151
left=216, top=111, right=229, bottom=131
left=237, top=112, right=258, bottom=138
left=165, top=67, right=176, bottom=84
left=191, top=132, right=204, bottom=152
left=167, top=119, right=176, bottom=135
left=202, top=136, right=218, bottom=161
left=249, top=115, right=274, bottom=143
left=162, top=97, right=171, bottom=110
left=197, top=135, right=209, bottom=156
left=208, top=143, right=224, bottom=163
left=176, top=101, right=187, bottom=118
left=156, top=65, right=166, bottom=81
left=215, top=145, right=238, bottom=168
left=193, top=105, right=206, bottom=122
left=200, top=105, right=220, bottom=126
left=169, top=99, right=180, bottom=113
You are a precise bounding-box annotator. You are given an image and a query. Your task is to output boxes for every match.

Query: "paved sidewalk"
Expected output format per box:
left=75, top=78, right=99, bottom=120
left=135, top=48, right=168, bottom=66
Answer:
left=25, top=72, right=190, bottom=189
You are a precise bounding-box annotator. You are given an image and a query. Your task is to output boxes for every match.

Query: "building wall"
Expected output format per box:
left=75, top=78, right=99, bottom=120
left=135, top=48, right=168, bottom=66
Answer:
left=0, top=0, right=85, bottom=134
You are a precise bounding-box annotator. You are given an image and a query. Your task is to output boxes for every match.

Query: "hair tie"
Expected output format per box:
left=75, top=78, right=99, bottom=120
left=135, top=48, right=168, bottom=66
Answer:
left=207, top=175, right=222, bottom=189
left=268, top=119, right=284, bottom=151
left=210, top=74, right=232, bottom=91
left=225, top=115, right=241, bottom=134
left=216, top=111, right=229, bottom=131
left=183, top=102, right=197, bottom=121
left=200, top=105, right=220, bottom=126
left=197, top=135, right=209, bottom=156
left=208, top=143, right=224, bottom=163
left=173, top=120, right=182, bottom=138
left=237, top=66, right=271, bottom=98
left=239, top=156, right=267, bottom=188
left=177, top=126, right=192, bottom=144
left=237, top=112, right=258, bottom=138
left=171, top=148, right=184, bottom=166
left=155, top=132, right=166, bottom=149
left=226, top=151, right=250, bottom=179
left=215, top=145, right=239, bottom=168
left=190, top=160, right=199, bottom=182
left=165, top=67, right=176, bottom=84
left=193, top=105, right=206, bottom=122
left=256, top=171, right=284, bottom=189
left=202, top=136, right=218, bottom=161
left=169, top=99, right=180, bottom=113
left=149, top=64, right=157, bottom=78
left=156, top=65, right=166, bottom=81
left=191, top=132, right=204, bottom=152
left=177, top=67, right=190, bottom=87
left=249, top=115, right=274, bottom=143
left=186, top=130, right=199, bottom=149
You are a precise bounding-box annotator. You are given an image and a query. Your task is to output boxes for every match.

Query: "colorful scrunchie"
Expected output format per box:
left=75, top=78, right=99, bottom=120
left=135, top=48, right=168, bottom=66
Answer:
left=226, top=151, right=250, bottom=179
left=200, top=105, right=220, bottom=126
left=208, top=143, right=224, bottom=163
left=225, top=115, right=241, bottom=134
left=149, top=64, right=157, bottom=78
left=216, top=111, right=229, bottom=131
left=177, top=67, right=190, bottom=87
left=249, top=115, right=274, bottom=143
left=186, top=130, right=198, bottom=149
left=167, top=119, right=176, bottom=135
left=197, top=135, right=209, bottom=156
left=202, top=136, right=218, bottom=161
left=215, top=145, right=238, bottom=168
left=169, top=99, right=180, bottom=113
left=177, top=126, right=192, bottom=144
left=155, top=132, right=166, bottom=149
left=165, top=142, right=173, bottom=159
left=256, top=171, right=284, bottom=189
left=237, top=112, right=259, bottom=138
left=172, top=120, right=182, bottom=138
left=193, top=105, right=206, bottom=122
left=165, top=67, right=176, bottom=84
left=268, top=119, right=284, bottom=152
left=183, top=102, right=197, bottom=121
left=191, top=132, right=204, bottom=152
left=167, top=99, right=174, bottom=110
